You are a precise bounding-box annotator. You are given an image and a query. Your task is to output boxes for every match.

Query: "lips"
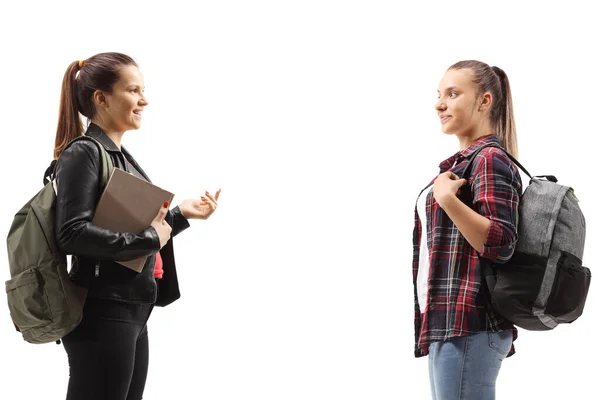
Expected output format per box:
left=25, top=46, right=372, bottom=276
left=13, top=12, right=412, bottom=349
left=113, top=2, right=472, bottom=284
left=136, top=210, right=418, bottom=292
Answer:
left=439, top=115, right=451, bottom=122
left=133, top=109, right=143, bottom=117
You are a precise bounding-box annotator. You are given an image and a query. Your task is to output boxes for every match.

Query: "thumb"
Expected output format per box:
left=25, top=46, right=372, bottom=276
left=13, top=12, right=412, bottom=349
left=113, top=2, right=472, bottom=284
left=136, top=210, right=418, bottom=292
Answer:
left=456, top=178, right=468, bottom=187
left=155, top=201, right=169, bottom=221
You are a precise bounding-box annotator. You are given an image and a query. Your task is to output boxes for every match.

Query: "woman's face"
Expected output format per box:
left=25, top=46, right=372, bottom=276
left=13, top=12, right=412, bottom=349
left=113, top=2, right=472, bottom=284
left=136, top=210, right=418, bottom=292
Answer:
left=435, top=68, right=488, bottom=137
left=98, top=64, right=148, bottom=133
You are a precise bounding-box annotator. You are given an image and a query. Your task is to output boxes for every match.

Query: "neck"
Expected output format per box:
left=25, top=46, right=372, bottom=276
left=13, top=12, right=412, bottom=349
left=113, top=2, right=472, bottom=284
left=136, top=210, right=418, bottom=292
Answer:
left=91, top=119, right=124, bottom=149
left=457, top=121, right=493, bottom=151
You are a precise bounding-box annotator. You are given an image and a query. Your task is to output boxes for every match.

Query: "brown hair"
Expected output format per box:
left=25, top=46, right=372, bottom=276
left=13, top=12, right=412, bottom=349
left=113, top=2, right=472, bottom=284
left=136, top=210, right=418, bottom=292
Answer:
left=54, top=52, right=137, bottom=159
left=448, top=60, right=518, bottom=158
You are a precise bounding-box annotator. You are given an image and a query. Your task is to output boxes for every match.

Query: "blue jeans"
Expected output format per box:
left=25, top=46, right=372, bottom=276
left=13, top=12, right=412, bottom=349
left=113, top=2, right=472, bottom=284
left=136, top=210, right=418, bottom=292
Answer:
left=428, top=330, right=513, bottom=400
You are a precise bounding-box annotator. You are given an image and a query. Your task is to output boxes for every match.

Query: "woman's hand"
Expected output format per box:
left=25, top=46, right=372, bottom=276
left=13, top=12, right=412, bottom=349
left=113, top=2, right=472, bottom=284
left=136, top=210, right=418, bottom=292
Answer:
left=179, top=189, right=221, bottom=220
left=433, top=171, right=467, bottom=209
left=151, top=202, right=173, bottom=248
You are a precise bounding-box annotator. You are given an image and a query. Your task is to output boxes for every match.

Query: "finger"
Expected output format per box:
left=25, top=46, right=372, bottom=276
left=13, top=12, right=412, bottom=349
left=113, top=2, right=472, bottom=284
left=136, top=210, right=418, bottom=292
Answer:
left=204, top=191, right=218, bottom=204
left=451, top=181, right=467, bottom=194
left=448, top=171, right=460, bottom=180
left=439, top=171, right=453, bottom=180
left=201, top=196, right=217, bottom=209
left=156, top=201, right=169, bottom=220
left=205, top=191, right=220, bottom=208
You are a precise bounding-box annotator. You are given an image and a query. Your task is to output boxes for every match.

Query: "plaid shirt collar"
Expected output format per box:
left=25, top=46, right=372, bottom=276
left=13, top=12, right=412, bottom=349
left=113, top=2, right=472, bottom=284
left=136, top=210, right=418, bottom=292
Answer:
left=438, top=134, right=499, bottom=173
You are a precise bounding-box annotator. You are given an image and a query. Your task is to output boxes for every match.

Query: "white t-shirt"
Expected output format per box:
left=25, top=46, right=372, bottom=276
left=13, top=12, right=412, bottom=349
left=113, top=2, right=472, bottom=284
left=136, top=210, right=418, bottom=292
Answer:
left=416, top=187, right=432, bottom=313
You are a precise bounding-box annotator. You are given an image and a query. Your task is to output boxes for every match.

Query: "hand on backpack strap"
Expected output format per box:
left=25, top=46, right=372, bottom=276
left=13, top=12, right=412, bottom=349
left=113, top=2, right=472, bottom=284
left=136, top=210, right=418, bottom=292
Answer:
left=434, top=171, right=468, bottom=209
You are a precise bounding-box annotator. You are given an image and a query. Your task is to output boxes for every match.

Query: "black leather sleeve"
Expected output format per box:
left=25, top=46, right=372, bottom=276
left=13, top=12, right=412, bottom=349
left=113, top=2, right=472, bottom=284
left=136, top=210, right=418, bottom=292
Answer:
left=54, top=141, right=161, bottom=261
left=167, top=206, right=190, bottom=237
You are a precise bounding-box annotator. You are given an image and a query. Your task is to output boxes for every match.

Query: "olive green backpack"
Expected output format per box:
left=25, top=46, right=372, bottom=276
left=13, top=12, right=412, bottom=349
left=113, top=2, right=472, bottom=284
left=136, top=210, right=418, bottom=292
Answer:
left=5, top=136, right=113, bottom=344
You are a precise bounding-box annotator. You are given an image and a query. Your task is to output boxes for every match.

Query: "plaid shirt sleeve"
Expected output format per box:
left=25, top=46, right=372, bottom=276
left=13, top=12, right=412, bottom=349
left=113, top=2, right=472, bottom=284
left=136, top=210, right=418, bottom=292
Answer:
left=470, top=148, right=522, bottom=263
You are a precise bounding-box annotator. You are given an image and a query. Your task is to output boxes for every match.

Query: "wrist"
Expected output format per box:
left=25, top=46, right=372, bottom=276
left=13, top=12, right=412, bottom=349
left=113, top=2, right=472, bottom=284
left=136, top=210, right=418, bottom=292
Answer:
left=437, top=193, right=458, bottom=211
left=178, top=204, right=189, bottom=219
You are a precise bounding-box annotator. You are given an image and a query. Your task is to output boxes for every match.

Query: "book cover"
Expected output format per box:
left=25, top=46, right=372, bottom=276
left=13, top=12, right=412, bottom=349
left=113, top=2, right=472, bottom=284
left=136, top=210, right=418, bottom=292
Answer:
left=92, top=168, right=174, bottom=272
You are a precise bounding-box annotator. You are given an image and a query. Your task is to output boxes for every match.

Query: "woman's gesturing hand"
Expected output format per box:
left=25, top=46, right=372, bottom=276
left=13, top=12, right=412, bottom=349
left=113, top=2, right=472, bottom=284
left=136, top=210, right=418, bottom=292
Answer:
left=179, top=189, right=221, bottom=220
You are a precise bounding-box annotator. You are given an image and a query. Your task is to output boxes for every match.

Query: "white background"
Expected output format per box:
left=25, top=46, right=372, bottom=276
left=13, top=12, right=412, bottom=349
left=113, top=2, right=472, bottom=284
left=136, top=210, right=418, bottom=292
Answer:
left=1, top=1, right=598, bottom=399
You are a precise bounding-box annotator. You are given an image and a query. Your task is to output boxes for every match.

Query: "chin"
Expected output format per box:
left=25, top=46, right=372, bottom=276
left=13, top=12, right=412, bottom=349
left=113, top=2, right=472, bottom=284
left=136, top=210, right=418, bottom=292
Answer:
left=441, top=123, right=460, bottom=136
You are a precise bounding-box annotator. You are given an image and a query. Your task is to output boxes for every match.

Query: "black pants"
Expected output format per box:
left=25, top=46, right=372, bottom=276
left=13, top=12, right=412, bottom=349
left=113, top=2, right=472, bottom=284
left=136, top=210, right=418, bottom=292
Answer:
left=62, top=299, right=154, bottom=400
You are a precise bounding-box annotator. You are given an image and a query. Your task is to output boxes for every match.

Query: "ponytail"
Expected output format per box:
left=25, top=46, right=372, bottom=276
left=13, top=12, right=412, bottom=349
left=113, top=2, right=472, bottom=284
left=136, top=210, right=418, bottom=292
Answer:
left=491, top=66, right=518, bottom=159
left=53, top=53, right=138, bottom=159
left=54, top=61, right=83, bottom=159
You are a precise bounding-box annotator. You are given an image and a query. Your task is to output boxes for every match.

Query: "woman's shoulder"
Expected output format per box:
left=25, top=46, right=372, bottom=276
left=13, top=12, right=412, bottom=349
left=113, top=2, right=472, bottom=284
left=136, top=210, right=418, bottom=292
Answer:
left=471, top=145, right=517, bottom=171
left=56, top=138, right=103, bottom=170
left=470, top=145, right=522, bottom=186
left=473, top=145, right=511, bottom=161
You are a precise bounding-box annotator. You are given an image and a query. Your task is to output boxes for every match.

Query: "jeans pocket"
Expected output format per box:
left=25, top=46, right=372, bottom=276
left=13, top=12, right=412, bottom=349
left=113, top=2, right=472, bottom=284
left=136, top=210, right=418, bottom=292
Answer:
left=487, top=330, right=512, bottom=359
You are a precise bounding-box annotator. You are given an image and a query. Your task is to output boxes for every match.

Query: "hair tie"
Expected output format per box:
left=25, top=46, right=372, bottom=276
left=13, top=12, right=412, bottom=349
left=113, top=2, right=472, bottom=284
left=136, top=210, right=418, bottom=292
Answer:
left=79, top=60, right=85, bottom=69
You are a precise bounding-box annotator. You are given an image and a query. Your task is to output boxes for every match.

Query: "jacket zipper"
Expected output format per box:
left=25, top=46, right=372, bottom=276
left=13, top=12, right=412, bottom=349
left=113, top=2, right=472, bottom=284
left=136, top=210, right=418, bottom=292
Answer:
left=95, top=262, right=100, bottom=277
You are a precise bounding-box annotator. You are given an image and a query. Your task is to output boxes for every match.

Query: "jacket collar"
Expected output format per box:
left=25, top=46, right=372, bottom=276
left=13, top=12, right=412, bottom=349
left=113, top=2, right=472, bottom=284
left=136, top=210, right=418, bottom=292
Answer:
left=84, top=122, right=122, bottom=153
left=439, top=134, right=500, bottom=172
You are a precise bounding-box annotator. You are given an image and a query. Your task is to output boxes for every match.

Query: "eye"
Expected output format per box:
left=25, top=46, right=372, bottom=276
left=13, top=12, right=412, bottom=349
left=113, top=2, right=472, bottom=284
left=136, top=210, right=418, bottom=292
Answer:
left=130, top=88, right=138, bottom=93
left=449, top=91, right=458, bottom=98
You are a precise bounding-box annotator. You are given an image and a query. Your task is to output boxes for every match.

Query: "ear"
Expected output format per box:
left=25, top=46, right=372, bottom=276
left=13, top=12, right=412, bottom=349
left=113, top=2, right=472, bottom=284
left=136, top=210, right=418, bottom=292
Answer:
left=478, top=92, right=493, bottom=112
left=93, top=90, right=109, bottom=109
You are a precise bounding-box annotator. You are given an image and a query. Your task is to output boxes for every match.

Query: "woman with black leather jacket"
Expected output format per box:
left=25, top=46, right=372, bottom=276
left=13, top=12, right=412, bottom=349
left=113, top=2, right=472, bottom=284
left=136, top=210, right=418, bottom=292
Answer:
left=52, top=52, right=221, bottom=400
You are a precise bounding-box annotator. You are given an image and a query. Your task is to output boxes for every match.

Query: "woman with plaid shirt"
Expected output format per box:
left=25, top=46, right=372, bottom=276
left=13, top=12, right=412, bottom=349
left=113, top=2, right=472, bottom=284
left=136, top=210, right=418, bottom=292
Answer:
left=414, top=60, right=522, bottom=399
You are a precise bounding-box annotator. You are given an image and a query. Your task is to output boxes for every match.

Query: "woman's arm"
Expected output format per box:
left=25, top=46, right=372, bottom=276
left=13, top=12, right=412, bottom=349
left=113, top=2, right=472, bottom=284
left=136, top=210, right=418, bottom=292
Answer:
left=166, top=206, right=191, bottom=237
left=436, top=148, right=521, bottom=263
left=436, top=195, right=491, bottom=254
left=54, top=141, right=161, bottom=261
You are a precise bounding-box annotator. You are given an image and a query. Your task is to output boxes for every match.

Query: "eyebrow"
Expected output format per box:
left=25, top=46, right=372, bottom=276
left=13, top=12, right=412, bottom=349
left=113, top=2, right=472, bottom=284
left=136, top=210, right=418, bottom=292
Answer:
left=437, top=86, right=459, bottom=93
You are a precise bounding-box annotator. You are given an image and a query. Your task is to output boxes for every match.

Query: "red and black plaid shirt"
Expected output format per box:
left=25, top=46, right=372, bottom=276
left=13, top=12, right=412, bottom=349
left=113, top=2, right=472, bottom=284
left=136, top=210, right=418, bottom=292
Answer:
left=412, top=134, right=522, bottom=357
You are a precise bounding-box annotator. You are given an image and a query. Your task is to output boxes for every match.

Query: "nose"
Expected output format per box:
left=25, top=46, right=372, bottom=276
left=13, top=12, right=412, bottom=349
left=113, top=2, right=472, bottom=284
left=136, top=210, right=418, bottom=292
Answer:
left=139, top=92, right=149, bottom=106
left=435, top=98, right=446, bottom=112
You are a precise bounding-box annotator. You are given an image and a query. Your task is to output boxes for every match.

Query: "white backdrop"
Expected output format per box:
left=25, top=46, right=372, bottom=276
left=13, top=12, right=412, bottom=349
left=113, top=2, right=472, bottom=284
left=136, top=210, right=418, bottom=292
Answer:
left=1, top=1, right=598, bottom=399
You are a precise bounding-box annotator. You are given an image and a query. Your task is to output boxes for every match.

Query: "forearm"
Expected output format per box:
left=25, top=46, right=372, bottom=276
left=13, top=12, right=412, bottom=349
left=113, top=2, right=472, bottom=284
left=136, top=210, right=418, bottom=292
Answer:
left=438, top=195, right=491, bottom=254
left=56, top=220, right=161, bottom=261
left=167, top=206, right=191, bottom=237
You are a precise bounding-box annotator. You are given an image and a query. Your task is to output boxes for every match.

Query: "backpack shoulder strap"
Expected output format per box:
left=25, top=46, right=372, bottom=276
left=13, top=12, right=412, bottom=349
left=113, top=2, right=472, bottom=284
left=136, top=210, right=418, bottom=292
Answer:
left=43, top=160, right=58, bottom=185
left=64, top=136, right=114, bottom=188
left=460, top=143, right=540, bottom=183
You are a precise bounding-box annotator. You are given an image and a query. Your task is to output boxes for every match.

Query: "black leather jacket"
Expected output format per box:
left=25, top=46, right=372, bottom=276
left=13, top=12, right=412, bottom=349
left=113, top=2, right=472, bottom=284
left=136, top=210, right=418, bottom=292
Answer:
left=52, top=123, right=190, bottom=306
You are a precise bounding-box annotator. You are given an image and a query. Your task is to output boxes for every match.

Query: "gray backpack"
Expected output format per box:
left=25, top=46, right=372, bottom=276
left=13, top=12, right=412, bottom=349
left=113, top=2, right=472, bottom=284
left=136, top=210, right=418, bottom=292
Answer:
left=464, top=145, right=591, bottom=331
left=5, top=136, right=113, bottom=344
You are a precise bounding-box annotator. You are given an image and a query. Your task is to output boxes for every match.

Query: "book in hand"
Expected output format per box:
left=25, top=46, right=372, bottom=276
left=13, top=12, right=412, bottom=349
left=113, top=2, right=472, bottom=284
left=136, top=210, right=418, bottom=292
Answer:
left=92, top=168, right=174, bottom=273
